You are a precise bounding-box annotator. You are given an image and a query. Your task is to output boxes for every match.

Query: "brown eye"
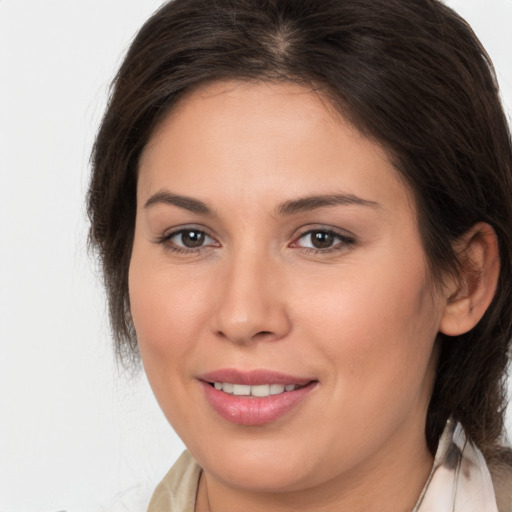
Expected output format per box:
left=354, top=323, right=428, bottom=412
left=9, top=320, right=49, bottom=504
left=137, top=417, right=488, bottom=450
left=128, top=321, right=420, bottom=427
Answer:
left=179, top=230, right=206, bottom=248
left=310, top=231, right=335, bottom=249
left=291, top=228, right=355, bottom=252
left=161, top=228, right=216, bottom=251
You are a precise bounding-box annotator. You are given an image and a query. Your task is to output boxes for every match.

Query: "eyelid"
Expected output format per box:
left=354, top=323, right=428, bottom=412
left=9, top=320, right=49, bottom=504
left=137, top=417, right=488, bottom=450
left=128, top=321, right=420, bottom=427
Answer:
left=153, top=224, right=355, bottom=255
left=170, top=230, right=215, bottom=248
left=154, top=224, right=221, bottom=253
left=289, top=225, right=356, bottom=251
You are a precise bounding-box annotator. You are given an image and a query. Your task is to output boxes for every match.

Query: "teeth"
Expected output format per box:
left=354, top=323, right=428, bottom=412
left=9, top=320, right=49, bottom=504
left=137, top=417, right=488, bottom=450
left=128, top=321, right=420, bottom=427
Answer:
left=251, top=384, right=270, bottom=397
left=270, top=384, right=285, bottom=395
left=233, top=384, right=251, bottom=396
left=212, top=382, right=299, bottom=397
left=223, top=382, right=234, bottom=394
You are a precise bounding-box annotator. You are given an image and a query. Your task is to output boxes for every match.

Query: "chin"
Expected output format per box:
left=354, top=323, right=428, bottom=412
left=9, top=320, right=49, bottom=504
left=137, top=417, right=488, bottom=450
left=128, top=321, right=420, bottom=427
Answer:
left=189, top=431, right=318, bottom=492
left=209, top=455, right=313, bottom=492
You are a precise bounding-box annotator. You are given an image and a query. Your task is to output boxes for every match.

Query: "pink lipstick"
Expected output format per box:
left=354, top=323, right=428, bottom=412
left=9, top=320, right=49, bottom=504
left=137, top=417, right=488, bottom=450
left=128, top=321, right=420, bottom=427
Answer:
left=198, top=369, right=317, bottom=426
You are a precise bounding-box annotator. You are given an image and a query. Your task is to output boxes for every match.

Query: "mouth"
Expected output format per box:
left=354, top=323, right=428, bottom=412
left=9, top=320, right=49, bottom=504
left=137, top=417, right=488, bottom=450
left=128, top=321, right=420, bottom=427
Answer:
left=209, top=382, right=306, bottom=397
left=198, top=369, right=318, bottom=426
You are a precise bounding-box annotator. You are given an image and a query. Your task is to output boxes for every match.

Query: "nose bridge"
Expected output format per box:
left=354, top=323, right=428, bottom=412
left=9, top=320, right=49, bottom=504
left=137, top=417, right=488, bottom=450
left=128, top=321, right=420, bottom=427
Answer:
left=213, top=243, right=290, bottom=344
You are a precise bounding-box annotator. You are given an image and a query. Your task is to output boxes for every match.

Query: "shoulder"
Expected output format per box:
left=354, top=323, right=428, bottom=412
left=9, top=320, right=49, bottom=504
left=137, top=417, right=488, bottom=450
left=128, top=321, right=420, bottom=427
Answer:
left=147, top=451, right=202, bottom=512
left=489, top=448, right=512, bottom=512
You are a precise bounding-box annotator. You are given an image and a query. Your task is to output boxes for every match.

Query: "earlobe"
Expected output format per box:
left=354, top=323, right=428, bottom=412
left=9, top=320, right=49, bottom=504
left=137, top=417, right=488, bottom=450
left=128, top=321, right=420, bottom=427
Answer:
left=439, top=223, right=500, bottom=337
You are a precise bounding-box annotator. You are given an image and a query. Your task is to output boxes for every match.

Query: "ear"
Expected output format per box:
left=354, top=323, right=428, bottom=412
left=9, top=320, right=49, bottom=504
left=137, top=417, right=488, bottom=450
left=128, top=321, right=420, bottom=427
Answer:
left=439, top=223, right=500, bottom=336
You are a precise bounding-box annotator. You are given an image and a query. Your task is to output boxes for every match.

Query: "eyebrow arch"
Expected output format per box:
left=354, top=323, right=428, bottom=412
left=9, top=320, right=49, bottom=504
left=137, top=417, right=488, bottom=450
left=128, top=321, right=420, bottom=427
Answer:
left=144, top=191, right=213, bottom=215
left=277, top=193, right=380, bottom=216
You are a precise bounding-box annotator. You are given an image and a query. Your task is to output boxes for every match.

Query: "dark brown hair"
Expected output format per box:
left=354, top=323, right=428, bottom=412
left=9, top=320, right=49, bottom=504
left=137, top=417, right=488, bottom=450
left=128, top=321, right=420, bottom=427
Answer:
left=88, top=0, right=512, bottom=459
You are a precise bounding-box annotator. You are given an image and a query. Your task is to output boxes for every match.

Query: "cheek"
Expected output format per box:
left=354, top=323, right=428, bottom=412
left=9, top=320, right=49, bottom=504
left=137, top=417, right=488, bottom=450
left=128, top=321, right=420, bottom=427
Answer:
left=128, top=245, right=209, bottom=369
left=128, top=248, right=215, bottom=431
left=296, top=252, right=439, bottom=415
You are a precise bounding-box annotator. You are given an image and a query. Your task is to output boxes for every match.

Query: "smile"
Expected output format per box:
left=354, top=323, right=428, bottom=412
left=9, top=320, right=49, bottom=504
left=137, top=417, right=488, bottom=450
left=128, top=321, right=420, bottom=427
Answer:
left=198, top=369, right=317, bottom=426
left=212, top=382, right=301, bottom=397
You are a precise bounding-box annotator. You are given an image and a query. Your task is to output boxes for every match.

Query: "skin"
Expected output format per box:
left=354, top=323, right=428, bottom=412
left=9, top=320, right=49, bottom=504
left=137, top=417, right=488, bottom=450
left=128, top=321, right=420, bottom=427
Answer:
left=129, top=80, right=457, bottom=512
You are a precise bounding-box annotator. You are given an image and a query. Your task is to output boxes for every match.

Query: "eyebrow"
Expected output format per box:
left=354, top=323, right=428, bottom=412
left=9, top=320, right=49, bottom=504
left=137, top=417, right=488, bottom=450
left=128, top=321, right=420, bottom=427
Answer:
left=276, top=193, right=381, bottom=216
left=144, top=190, right=380, bottom=216
left=144, top=191, right=213, bottom=215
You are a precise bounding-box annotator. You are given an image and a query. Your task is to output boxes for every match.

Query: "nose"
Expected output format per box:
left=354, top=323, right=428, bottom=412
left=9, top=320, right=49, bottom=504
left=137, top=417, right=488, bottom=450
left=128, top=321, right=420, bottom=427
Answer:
left=212, top=251, right=292, bottom=345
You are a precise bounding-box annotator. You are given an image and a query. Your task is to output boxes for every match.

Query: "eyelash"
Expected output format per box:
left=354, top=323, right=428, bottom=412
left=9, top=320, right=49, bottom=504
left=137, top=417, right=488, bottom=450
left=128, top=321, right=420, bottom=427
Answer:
left=291, top=228, right=356, bottom=255
left=154, top=227, right=218, bottom=255
left=154, top=227, right=356, bottom=255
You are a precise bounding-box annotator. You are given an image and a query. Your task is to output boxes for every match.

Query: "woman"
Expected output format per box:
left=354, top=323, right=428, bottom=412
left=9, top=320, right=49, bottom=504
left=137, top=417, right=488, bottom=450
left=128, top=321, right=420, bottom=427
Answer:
left=88, top=0, right=512, bottom=510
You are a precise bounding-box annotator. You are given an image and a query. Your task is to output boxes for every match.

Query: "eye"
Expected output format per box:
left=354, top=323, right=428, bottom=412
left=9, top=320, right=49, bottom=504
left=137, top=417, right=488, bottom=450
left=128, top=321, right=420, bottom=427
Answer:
left=291, top=229, right=355, bottom=252
left=155, top=227, right=219, bottom=253
left=301, top=231, right=337, bottom=249
left=171, top=229, right=212, bottom=248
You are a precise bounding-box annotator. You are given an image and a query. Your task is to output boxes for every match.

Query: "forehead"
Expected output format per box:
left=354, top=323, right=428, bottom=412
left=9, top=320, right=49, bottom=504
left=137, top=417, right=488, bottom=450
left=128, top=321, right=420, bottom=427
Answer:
left=138, top=80, right=415, bottom=217
left=142, top=80, right=350, bottom=164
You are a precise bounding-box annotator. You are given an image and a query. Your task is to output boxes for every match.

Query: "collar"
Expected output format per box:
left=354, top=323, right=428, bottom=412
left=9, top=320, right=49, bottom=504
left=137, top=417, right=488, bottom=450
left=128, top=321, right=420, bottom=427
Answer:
left=148, top=419, right=500, bottom=511
left=414, top=417, right=498, bottom=512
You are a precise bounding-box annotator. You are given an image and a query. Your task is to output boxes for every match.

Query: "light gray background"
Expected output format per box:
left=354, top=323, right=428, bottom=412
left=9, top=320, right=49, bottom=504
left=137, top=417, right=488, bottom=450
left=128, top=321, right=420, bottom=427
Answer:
left=1, top=1, right=511, bottom=510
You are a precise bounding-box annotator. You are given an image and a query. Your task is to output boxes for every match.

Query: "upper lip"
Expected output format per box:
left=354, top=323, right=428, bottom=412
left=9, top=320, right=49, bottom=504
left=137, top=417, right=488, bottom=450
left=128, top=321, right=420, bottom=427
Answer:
left=198, top=368, right=315, bottom=386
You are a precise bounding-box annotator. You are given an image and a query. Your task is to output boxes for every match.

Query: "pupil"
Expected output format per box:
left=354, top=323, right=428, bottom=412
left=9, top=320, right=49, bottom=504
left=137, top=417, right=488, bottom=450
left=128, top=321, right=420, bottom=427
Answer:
left=312, top=231, right=334, bottom=249
left=182, top=230, right=205, bottom=248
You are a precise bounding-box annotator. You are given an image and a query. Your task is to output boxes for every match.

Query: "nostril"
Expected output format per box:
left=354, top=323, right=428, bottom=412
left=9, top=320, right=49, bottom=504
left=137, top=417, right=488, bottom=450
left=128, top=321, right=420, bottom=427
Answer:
left=213, top=303, right=292, bottom=344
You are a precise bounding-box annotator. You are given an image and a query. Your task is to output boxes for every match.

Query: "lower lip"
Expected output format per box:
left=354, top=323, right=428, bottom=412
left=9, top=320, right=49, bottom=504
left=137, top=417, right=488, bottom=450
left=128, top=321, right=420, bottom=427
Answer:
left=200, top=381, right=317, bottom=426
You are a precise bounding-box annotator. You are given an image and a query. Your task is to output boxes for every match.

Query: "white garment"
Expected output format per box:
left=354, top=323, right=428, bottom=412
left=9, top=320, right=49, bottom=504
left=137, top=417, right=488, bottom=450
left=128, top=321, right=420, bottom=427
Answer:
left=413, top=418, right=498, bottom=511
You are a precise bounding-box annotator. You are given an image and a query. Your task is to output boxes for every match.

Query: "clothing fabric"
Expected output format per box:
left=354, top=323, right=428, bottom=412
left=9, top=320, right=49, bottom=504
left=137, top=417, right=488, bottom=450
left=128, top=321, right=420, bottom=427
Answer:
left=147, top=418, right=509, bottom=512
left=411, top=418, right=501, bottom=511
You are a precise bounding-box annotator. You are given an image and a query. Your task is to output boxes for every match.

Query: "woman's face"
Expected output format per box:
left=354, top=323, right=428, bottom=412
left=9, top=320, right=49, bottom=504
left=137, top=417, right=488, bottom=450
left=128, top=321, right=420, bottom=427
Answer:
left=130, top=81, right=448, bottom=496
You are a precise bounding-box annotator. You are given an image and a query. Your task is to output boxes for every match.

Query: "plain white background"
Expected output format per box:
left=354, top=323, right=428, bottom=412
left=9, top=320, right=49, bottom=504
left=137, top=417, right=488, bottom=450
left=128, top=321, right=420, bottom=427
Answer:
left=0, top=1, right=511, bottom=510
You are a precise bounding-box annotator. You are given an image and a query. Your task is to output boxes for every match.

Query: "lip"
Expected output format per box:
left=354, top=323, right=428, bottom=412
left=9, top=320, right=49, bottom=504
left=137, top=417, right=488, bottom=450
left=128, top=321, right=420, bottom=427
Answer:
left=198, top=368, right=314, bottom=387
left=198, top=368, right=317, bottom=426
